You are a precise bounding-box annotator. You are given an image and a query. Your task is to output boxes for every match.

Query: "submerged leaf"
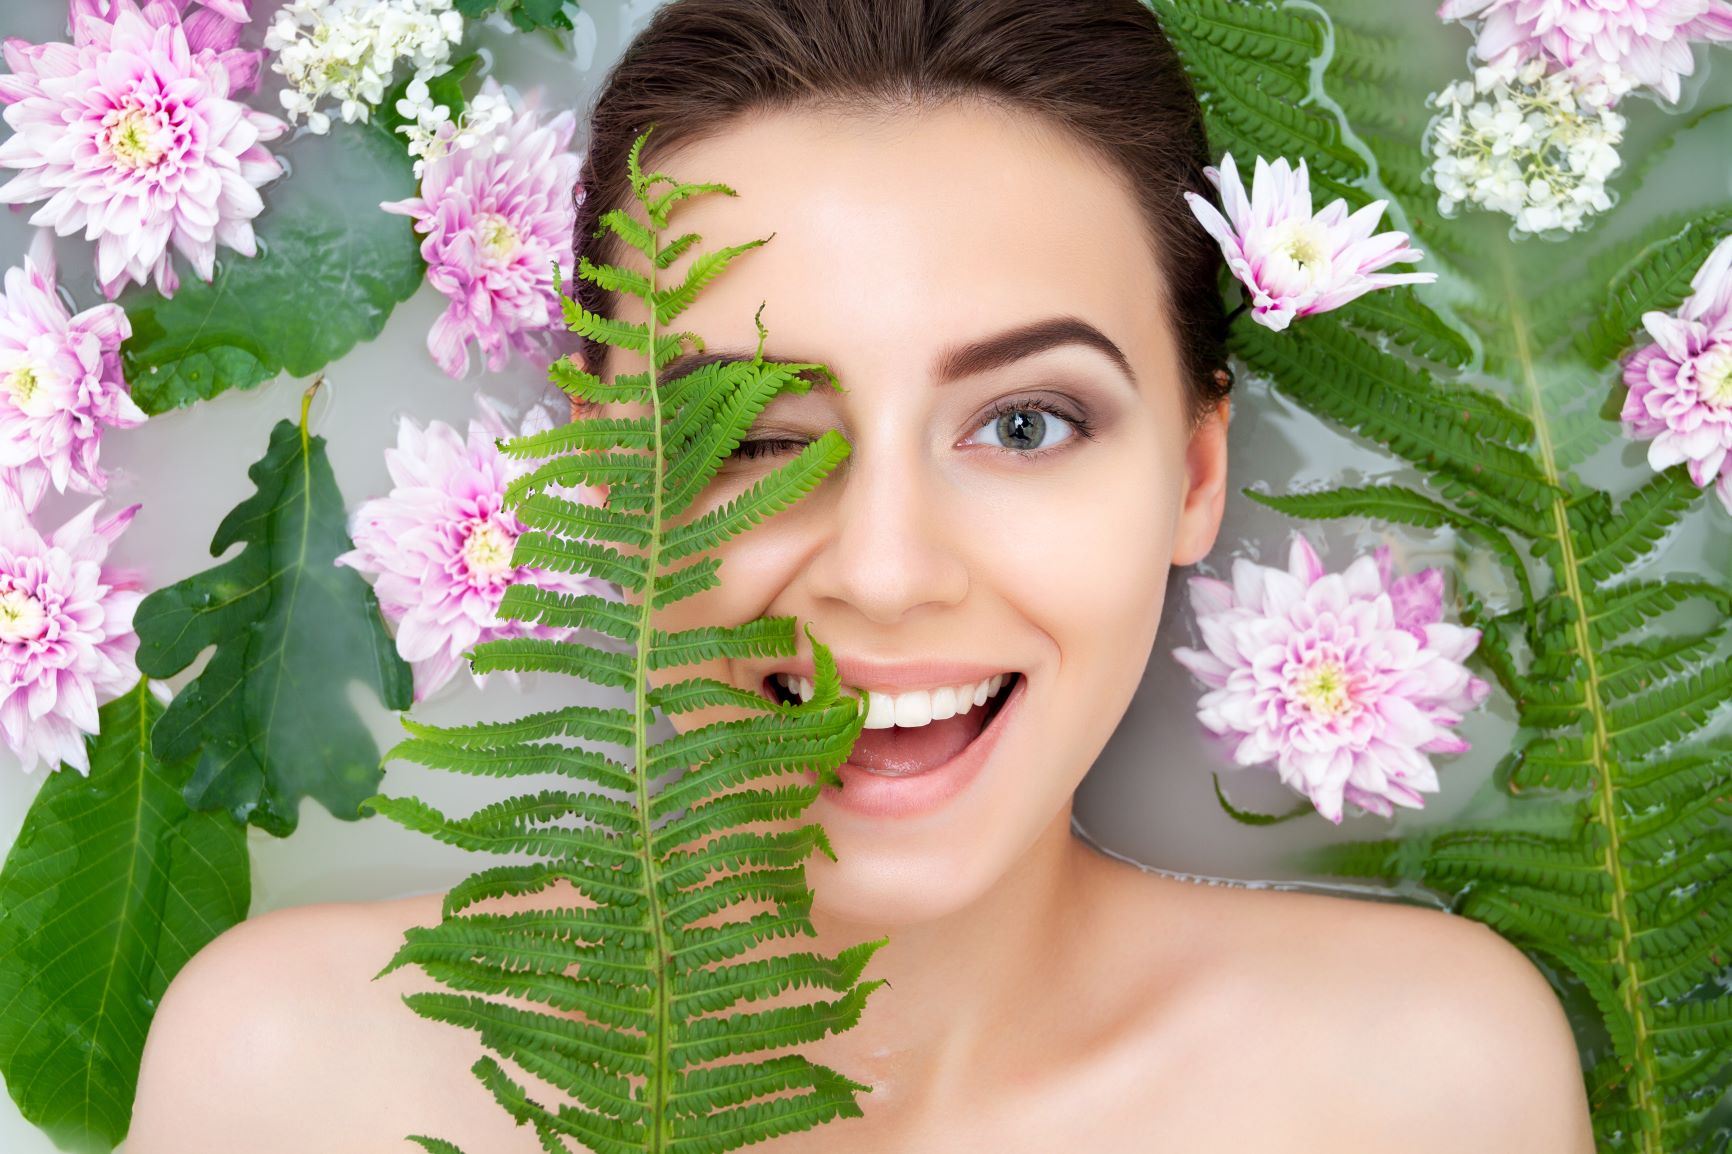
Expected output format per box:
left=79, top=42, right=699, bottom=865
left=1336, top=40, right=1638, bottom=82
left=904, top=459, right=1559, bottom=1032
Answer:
left=134, top=396, right=414, bottom=836
left=118, top=121, right=424, bottom=414
left=1162, top=0, right=1732, bottom=1146
left=0, top=679, right=250, bottom=1150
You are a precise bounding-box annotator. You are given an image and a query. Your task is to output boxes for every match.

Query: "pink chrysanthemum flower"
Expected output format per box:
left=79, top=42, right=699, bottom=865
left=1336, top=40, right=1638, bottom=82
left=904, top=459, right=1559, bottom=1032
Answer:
left=0, top=0, right=285, bottom=300
left=1172, top=534, right=1491, bottom=824
left=1620, top=233, right=1732, bottom=511
left=0, top=489, right=146, bottom=775
left=1439, top=0, right=1732, bottom=104
left=381, top=78, right=584, bottom=379
left=0, top=230, right=147, bottom=512
left=335, top=395, right=617, bottom=703
left=74, top=0, right=256, bottom=38
left=1183, top=153, right=1438, bottom=333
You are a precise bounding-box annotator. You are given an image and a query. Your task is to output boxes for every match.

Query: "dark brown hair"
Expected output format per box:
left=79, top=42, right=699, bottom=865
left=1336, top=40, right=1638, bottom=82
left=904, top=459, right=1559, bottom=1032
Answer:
left=570, top=0, right=1232, bottom=425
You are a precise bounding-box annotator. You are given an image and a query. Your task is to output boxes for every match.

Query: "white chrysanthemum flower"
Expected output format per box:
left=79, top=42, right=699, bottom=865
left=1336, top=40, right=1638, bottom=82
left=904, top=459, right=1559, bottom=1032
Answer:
left=264, top=0, right=465, bottom=135
left=1426, top=55, right=1625, bottom=236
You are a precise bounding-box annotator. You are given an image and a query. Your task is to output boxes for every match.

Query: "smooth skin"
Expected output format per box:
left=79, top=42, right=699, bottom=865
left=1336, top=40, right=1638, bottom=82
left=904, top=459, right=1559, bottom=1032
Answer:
left=127, top=101, right=1595, bottom=1152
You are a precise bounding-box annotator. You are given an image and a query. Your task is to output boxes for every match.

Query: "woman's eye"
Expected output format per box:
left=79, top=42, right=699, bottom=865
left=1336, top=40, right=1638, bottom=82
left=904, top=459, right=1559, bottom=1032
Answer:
left=965, top=403, right=1083, bottom=455
left=729, top=438, right=806, bottom=462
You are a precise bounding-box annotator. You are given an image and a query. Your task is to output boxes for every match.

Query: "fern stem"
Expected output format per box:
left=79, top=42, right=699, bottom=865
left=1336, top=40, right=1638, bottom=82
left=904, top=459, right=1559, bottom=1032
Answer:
left=1502, top=253, right=1659, bottom=1147
left=636, top=209, right=674, bottom=1154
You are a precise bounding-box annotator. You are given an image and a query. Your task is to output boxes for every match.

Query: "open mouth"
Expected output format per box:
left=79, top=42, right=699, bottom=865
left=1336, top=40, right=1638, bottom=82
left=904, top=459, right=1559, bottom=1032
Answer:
left=763, top=671, right=1024, bottom=778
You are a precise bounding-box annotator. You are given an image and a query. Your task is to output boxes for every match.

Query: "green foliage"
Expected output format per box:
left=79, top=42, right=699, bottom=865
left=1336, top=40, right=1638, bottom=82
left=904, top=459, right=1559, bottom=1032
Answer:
left=134, top=387, right=414, bottom=837
left=1153, top=1, right=1732, bottom=1148
left=380, top=53, right=482, bottom=142
left=118, top=121, right=424, bottom=414
left=361, top=128, right=888, bottom=1153
left=1211, top=773, right=1313, bottom=825
left=0, top=679, right=250, bottom=1152
left=454, top=0, right=576, bottom=33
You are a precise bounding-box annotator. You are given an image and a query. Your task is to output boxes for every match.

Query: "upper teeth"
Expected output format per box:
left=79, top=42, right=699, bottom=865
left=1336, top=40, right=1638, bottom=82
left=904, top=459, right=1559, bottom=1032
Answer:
left=773, top=672, right=1014, bottom=729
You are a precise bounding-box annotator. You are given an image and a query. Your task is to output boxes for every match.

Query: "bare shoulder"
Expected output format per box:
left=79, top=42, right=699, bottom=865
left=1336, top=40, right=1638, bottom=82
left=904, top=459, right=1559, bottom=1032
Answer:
left=1115, top=872, right=1596, bottom=1154
left=127, top=892, right=548, bottom=1154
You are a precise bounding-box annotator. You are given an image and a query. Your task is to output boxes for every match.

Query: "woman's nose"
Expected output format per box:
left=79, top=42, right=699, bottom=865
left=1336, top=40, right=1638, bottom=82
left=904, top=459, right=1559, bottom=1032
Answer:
left=796, top=444, right=970, bottom=626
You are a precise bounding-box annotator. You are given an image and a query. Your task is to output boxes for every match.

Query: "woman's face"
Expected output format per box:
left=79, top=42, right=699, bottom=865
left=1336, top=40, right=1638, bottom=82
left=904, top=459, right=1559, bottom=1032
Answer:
left=589, top=101, right=1229, bottom=925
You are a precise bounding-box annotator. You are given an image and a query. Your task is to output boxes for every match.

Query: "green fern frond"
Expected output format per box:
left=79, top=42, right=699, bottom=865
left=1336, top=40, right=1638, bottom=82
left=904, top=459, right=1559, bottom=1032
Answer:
left=1334, top=288, right=1476, bottom=369
left=1575, top=209, right=1732, bottom=369
left=1169, top=3, right=1732, bottom=1147
left=360, top=130, right=887, bottom=1153
left=1244, top=482, right=1535, bottom=620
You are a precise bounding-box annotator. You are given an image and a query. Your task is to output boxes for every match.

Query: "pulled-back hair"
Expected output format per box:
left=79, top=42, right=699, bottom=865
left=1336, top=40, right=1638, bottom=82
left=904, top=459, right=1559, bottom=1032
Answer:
left=571, top=0, right=1232, bottom=425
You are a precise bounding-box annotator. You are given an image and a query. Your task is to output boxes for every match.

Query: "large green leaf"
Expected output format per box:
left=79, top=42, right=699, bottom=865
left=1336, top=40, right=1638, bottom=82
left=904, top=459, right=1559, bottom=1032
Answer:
left=117, top=121, right=425, bottom=414
left=133, top=392, right=414, bottom=836
left=454, top=0, right=575, bottom=32
left=0, top=679, right=250, bottom=1153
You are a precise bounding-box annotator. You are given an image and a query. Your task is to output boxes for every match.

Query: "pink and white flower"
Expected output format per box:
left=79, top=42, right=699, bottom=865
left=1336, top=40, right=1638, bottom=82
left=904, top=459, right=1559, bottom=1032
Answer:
left=0, top=0, right=286, bottom=300
left=1184, top=153, right=1438, bottom=333
left=0, top=231, right=146, bottom=512
left=0, top=490, right=146, bottom=775
left=381, top=78, right=583, bottom=379
left=1172, top=534, right=1491, bottom=824
left=1620, top=233, right=1732, bottom=511
left=335, top=395, right=616, bottom=703
left=1439, top=0, right=1732, bottom=104
left=74, top=0, right=255, bottom=37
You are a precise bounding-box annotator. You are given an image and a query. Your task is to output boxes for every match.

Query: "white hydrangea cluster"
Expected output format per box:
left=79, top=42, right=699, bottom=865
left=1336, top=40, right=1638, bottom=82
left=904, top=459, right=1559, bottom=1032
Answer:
left=395, top=76, right=513, bottom=179
left=265, top=0, right=466, bottom=135
left=1426, top=55, right=1627, bottom=236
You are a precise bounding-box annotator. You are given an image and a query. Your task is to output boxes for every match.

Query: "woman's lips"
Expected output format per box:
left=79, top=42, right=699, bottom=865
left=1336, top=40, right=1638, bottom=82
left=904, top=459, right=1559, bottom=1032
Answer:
left=807, top=670, right=1028, bottom=819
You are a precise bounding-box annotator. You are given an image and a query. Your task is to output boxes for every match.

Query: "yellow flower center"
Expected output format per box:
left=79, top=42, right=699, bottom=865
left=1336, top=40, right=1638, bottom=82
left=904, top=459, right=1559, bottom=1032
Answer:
left=1696, top=347, right=1732, bottom=410
left=3, top=366, right=40, bottom=408
left=478, top=213, right=520, bottom=261
left=0, top=588, right=46, bottom=644
left=462, top=521, right=515, bottom=581
left=1295, top=659, right=1353, bottom=720
left=102, top=105, right=168, bottom=170
left=1267, top=218, right=1334, bottom=289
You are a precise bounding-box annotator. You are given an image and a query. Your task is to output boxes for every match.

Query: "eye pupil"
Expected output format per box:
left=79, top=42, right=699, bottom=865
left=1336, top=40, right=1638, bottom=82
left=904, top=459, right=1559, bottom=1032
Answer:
left=997, top=409, right=1046, bottom=451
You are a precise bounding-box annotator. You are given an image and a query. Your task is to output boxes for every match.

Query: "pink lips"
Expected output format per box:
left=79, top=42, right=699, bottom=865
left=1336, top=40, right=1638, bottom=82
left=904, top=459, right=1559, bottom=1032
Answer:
left=807, top=671, right=1027, bottom=819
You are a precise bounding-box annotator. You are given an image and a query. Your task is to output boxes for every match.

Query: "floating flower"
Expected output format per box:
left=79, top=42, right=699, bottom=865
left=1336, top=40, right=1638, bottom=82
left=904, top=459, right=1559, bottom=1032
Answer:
left=1172, top=534, right=1491, bottom=824
left=1182, top=153, right=1437, bottom=333
left=1620, top=233, right=1732, bottom=511
left=73, top=0, right=256, bottom=40
left=0, top=490, right=146, bottom=775
left=382, top=78, right=583, bottom=379
left=334, top=395, right=616, bottom=703
left=394, top=75, right=513, bottom=181
left=0, top=231, right=146, bottom=512
left=265, top=0, right=465, bottom=134
left=0, top=0, right=287, bottom=300
left=1428, top=56, right=1627, bottom=235
left=1439, top=0, right=1732, bottom=104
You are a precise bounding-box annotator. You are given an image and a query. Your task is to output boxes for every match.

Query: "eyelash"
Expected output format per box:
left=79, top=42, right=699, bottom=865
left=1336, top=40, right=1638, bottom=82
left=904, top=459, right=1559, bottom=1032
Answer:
left=729, top=396, right=1098, bottom=462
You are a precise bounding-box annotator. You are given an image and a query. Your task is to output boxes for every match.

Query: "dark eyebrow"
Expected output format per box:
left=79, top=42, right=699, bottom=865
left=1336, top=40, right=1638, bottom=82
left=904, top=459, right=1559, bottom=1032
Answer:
left=933, top=315, right=1136, bottom=392
left=650, top=315, right=1136, bottom=395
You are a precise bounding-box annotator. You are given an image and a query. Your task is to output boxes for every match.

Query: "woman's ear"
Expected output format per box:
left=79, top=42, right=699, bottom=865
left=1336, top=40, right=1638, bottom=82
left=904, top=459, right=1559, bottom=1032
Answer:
left=1171, top=396, right=1230, bottom=568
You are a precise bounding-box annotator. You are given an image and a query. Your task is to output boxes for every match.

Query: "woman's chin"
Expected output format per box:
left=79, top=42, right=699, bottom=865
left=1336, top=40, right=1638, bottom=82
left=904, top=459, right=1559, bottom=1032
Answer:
left=803, top=850, right=993, bottom=928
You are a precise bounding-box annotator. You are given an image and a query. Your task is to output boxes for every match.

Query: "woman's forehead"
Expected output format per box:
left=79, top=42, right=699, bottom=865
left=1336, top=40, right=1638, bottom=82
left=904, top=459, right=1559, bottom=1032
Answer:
left=595, top=103, right=1176, bottom=396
